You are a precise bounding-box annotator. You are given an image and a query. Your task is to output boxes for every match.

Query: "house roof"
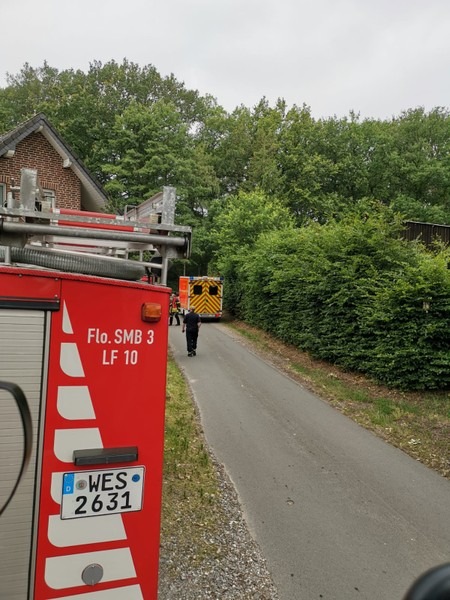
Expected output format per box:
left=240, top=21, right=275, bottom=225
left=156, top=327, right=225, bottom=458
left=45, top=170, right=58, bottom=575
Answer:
left=0, top=113, right=107, bottom=212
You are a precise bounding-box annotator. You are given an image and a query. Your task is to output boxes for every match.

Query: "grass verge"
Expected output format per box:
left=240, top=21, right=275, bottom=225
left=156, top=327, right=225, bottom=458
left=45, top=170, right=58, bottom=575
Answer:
left=160, top=357, right=222, bottom=572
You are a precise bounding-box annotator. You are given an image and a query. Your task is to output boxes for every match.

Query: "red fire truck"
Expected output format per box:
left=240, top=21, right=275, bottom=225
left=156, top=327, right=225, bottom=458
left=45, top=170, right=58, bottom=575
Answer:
left=0, top=191, right=191, bottom=599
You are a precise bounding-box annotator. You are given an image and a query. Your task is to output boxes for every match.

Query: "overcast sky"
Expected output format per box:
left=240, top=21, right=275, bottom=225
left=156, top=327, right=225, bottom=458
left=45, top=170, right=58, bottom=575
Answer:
left=2, top=0, right=450, bottom=120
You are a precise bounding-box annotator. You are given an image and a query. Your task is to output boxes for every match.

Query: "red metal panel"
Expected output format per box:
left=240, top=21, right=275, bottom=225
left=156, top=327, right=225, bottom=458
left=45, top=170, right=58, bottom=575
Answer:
left=33, top=276, right=170, bottom=599
left=0, top=269, right=61, bottom=301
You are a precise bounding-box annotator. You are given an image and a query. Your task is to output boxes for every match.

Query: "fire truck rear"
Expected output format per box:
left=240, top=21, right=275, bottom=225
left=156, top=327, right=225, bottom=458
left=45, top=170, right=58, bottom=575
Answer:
left=0, top=187, right=191, bottom=599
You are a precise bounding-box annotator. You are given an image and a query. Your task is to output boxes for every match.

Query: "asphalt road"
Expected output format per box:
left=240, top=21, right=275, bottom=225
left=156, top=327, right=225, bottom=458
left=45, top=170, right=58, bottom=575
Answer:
left=169, top=321, right=450, bottom=600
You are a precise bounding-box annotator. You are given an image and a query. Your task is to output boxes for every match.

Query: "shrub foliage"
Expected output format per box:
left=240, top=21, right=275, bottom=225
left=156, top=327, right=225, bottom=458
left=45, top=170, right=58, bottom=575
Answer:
left=218, top=199, right=450, bottom=390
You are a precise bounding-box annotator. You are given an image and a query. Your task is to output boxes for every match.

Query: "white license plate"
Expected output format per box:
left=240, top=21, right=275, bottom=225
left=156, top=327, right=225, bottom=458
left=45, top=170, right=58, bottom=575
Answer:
left=61, top=467, right=144, bottom=520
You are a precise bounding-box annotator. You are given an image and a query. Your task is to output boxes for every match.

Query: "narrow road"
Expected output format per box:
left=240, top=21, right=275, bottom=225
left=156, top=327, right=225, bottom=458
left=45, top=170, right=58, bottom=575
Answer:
left=169, top=322, right=450, bottom=600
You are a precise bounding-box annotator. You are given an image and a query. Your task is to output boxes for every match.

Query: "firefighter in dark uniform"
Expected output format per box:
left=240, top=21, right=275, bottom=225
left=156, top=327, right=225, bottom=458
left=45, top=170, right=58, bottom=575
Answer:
left=182, top=308, right=201, bottom=356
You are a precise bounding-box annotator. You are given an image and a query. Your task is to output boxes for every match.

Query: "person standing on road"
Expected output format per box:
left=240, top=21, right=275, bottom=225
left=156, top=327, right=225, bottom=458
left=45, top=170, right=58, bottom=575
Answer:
left=182, top=307, right=201, bottom=356
left=169, top=292, right=181, bottom=326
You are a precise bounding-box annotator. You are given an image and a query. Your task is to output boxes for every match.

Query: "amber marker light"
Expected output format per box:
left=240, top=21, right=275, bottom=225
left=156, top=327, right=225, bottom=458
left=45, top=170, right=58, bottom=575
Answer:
left=141, top=302, right=162, bottom=322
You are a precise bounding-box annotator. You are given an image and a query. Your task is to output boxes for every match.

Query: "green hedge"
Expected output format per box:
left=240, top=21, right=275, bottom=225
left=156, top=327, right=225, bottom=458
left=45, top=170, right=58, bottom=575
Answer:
left=233, top=213, right=450, bottom=390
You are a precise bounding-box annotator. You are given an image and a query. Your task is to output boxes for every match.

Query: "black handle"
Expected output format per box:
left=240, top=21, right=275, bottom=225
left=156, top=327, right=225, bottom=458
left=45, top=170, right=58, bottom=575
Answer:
left=73, top=446, right=138, bottom=466
left=0, top=381, right=33, bottom=516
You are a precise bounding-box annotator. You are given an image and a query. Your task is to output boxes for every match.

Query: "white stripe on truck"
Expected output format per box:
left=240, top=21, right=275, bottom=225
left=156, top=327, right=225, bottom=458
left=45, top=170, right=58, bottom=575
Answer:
left=45, top=548, right=136, bottom=589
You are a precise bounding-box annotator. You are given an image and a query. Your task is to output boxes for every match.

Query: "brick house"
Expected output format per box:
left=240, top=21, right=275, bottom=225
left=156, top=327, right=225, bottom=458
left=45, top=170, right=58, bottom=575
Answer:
left=0, top=113, right=107, bottom=212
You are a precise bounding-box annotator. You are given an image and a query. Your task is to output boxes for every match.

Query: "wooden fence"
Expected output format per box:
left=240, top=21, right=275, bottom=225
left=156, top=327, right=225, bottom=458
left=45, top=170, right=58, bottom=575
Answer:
left=403, top=221, right=450, bottom=247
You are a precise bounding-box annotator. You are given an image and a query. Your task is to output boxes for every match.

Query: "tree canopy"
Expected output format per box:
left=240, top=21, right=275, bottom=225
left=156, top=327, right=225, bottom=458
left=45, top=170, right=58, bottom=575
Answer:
left=2, top=60, right=450, bottom=228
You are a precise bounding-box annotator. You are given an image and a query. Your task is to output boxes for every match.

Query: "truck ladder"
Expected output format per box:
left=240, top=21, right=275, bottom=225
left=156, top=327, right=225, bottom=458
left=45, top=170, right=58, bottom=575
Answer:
left=0, top=188, right=191, bottom=285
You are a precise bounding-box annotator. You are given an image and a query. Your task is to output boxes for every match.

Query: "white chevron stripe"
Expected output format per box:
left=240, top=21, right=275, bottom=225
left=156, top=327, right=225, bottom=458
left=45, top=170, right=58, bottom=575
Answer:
left=49, top=584, right=144, bottom=599
left=50, top=472, right=63, bottom=505
left=45, top=547, right=136, bottom=589
left=60, top=342, right=85, bottom=377
left=54, top=428, right=103, bottom=463
left=48, top=514, right=126, bottom=547
left=62, top=301, right=74, bottom=334
left=57, top=385, right=96, bottom=420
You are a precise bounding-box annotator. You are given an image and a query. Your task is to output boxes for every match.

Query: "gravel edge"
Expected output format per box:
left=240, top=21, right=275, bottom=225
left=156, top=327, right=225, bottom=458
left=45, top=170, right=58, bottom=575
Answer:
left=158, top=437, right=279, bottom=599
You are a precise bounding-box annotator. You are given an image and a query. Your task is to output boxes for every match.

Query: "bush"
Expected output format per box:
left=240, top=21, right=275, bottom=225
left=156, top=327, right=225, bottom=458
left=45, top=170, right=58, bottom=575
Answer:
left=237, top=210, right=450, bottom=390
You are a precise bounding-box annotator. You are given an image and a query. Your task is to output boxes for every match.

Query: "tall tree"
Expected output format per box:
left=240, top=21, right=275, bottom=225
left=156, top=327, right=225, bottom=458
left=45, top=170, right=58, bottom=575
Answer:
left=199, top=105, right=255, bottom=195
left=245, top=98, right=285, bottom=195
left=389, top=107, right=450, bottom=223
left=278, top=104, right=344, bottom=224
left=103, top=101, right=219, bottom=215
left=0, top=59, right=218, bottom=185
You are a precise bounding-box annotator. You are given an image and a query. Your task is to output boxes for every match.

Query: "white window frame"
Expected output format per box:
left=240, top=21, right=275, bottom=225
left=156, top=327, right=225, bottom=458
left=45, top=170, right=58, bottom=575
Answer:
left=42, top=189, right=56, bottom=210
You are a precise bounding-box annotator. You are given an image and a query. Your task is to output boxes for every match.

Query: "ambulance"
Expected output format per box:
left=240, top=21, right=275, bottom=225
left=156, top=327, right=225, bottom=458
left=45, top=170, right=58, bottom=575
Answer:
left=0, top=190, right=191, bottom=599
left=178, top=275, right=224, bottom=320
